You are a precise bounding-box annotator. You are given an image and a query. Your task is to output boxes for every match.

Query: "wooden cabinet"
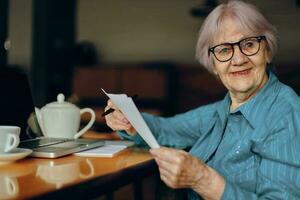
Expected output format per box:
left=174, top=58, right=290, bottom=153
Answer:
left=176, top=65, right=226, bottom=112
left=73, top=66, right=175, bottom=104
left=72, top=64, right=177, bottom=132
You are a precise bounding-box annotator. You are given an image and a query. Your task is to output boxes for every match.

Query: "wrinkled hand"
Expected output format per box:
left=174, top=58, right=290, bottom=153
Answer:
left=150, top=147, right=225, bottom=200
left=150, top=147, right=207, bottom=189
left=104, top=100, right=136, bottom=135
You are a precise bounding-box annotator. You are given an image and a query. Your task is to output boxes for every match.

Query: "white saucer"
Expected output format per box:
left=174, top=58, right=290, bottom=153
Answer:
left=0, top=148, right=33, bottom=165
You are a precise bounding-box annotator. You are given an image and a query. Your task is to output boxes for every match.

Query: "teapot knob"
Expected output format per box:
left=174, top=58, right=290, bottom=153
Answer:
left=57, top=93, right=65, bottom=103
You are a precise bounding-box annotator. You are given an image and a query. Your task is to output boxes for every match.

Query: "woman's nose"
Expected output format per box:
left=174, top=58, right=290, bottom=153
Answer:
left=231, top=46, right=248, bottom=65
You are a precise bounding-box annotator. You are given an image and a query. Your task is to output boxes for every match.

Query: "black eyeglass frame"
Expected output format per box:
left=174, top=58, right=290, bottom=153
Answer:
left=208, top=35, right=266, bottom=62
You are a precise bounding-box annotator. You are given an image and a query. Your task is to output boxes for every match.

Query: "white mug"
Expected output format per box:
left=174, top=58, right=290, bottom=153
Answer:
left=0, top=126, right=20, bottom=153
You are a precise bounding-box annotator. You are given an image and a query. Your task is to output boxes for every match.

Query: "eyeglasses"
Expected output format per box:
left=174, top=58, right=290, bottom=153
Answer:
left=208, top=36, right=266, bottom=62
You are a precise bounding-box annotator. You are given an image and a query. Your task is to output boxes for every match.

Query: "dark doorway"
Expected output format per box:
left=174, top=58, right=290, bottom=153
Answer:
left=31, top=0, right=76, bottom=106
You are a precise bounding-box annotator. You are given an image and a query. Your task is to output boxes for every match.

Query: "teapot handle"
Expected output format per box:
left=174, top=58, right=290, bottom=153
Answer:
left=74, top=108, right=96, bottom=139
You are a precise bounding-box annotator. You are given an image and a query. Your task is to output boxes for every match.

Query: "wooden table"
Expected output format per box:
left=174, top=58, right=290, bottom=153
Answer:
left=0, top=136, right=159, bottom=200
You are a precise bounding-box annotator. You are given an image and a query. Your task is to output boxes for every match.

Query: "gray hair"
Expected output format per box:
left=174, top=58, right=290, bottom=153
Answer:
left=195, top=1, right=278, bottom=73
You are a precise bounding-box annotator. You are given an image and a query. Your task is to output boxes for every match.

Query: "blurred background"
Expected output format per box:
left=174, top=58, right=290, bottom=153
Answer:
left=1, top=0, right=300, bottom=132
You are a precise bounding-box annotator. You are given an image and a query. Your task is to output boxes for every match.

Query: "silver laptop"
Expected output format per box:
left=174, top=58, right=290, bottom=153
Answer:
left=0, top=68, right=104, bottom=158
left=19, top=137, right=105, bottom=158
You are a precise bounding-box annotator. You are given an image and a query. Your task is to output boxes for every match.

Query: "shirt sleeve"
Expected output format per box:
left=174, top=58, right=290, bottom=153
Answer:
left=221, top=110, right=300, bottom=199
left=118, top=102, right=219, bottom=148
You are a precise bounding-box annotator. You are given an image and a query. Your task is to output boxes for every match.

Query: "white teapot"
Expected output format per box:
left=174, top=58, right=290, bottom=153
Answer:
left=35, top=93, right=96, bottom=139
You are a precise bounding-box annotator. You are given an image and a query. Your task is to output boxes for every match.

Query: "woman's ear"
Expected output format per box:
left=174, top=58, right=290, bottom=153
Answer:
left=210, top=60, right=218, bottom=76
left=265, top=45, right=272, bottom=64
left=212, top=66, right=219, bottom=77
left=213, top=69, right=218, bottom=76
left=266, top=53, right=272, bottom=64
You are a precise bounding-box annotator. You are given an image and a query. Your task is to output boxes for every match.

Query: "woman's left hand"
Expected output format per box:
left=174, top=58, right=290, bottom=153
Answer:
left=150, top=147, right=225, bottom=200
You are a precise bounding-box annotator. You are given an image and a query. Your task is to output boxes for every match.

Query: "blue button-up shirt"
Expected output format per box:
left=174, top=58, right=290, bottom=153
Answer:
left=119, top=71, right=300, bottom=199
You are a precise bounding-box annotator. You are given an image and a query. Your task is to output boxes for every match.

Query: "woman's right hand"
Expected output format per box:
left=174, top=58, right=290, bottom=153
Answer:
left=104, top=100, right=137, bottom=135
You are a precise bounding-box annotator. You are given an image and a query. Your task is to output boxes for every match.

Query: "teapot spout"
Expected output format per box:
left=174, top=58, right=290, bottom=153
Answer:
left=34, top=107, right=46, bottom=136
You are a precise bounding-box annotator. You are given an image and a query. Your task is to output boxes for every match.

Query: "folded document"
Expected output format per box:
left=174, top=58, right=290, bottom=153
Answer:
left=102, top=89, right=160, bottom=148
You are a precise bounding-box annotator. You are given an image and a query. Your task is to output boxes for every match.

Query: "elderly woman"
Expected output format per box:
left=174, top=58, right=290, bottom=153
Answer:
left=104, top=1, right=300, bottom=199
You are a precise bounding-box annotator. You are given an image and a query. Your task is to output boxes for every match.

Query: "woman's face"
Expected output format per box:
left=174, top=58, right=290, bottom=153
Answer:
left=211, top=18, right=270, bottom=99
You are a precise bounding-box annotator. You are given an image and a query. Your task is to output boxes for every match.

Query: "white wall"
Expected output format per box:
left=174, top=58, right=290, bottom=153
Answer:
left=77, top=0, right=201, bottom=64
left=77, top=0, right=300, bottom=64
left=7, top=0, right=300, bottom=69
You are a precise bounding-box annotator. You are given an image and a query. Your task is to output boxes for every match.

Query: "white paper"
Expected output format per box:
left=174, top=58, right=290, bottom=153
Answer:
left=74, top=145, right=127, bottom=157
left=104, top=140, right=135, bottom=147
left=101, top=89, right=160, bottom=148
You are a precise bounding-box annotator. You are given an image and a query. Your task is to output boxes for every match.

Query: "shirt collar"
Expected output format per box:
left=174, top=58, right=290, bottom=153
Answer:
left=217, top=93, right=231, bottom=127
left=232, top=69, right=281, bottom=128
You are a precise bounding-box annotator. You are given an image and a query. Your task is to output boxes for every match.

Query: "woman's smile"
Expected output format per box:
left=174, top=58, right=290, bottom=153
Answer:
left=230, top=68, right=252, bottom=76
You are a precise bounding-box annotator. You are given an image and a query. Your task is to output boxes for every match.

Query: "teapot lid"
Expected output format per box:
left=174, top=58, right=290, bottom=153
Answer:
left=46, top=93, right=77, bottom=109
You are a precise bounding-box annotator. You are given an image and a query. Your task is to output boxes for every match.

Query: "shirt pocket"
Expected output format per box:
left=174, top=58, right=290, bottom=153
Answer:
left=224, top=147, right=260, bottom=190
left=225, top=143, right=259, bottom=176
